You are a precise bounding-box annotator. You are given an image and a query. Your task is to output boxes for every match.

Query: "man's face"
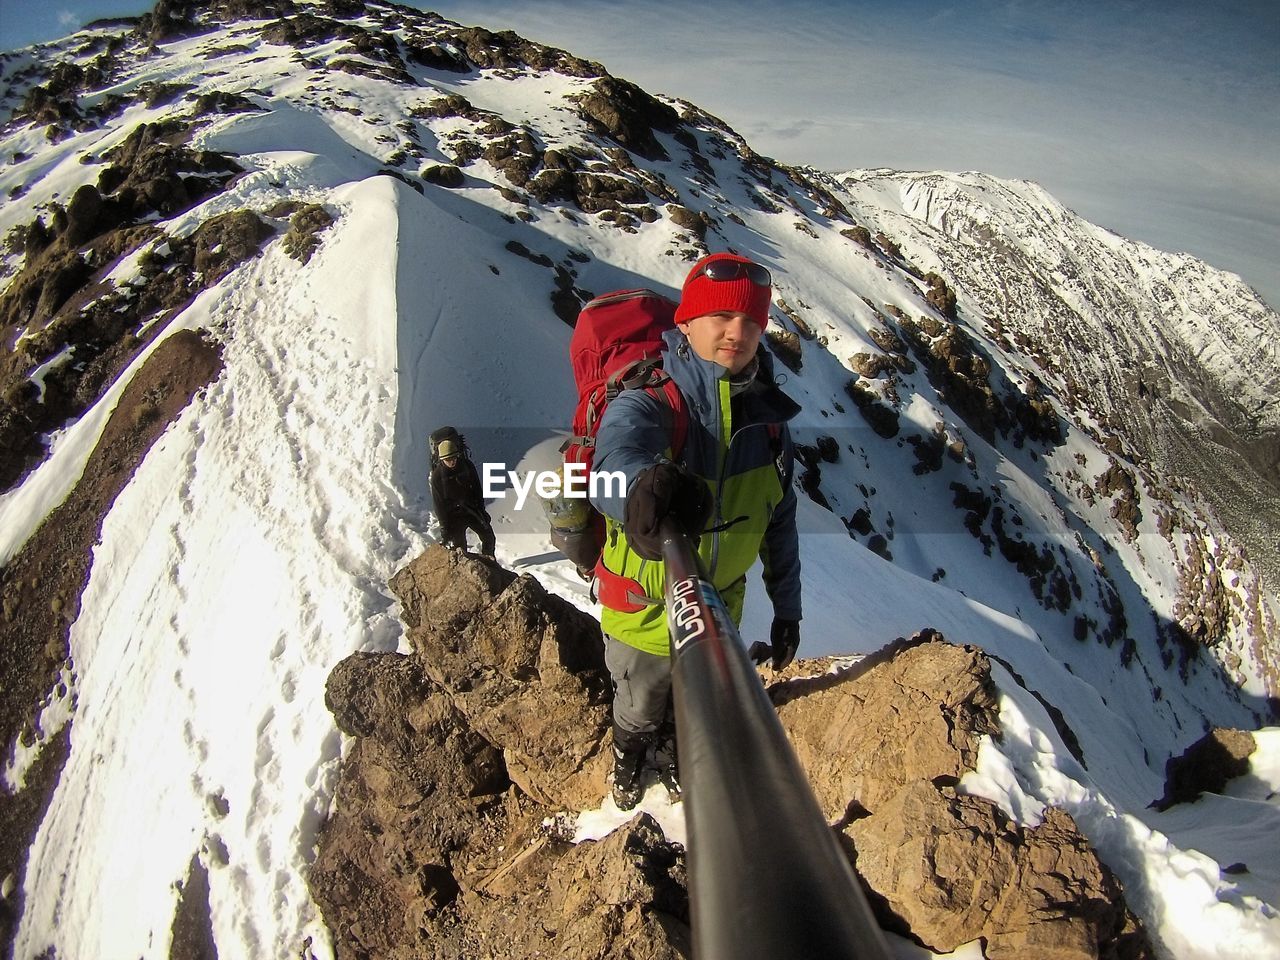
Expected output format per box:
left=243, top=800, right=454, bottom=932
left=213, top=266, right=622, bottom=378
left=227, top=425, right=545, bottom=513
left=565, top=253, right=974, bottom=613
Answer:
left=678, top=310, right=763, bottom=375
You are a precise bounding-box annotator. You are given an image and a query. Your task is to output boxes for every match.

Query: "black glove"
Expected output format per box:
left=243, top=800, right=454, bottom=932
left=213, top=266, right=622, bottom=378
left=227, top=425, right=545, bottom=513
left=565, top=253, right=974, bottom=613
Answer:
left=768, top=618, right=800, bottom=670
left=623, top=462, right=712, bottom=560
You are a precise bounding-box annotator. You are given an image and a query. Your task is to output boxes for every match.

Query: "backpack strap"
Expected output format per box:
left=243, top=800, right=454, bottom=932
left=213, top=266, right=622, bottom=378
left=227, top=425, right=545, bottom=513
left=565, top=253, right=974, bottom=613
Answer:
left=634, top=366, right=686, bottom=460
left=566, top=362, right=689, bottom=455
left=605, top=355, right=664, bottom=401
left=644, top=372, right=689, bottom=460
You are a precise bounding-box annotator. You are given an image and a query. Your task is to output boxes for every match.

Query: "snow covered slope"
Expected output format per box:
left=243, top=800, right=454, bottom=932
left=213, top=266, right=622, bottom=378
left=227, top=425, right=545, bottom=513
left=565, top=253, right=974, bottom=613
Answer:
left=0, top=2, right=1277, bottom=958
left=829, top=167, right=1280, bottom=586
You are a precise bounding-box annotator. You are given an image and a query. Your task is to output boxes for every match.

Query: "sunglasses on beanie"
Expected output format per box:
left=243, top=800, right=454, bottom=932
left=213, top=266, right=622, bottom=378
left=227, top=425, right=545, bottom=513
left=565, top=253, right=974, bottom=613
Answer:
left=689, top=259, right=772, bottom=286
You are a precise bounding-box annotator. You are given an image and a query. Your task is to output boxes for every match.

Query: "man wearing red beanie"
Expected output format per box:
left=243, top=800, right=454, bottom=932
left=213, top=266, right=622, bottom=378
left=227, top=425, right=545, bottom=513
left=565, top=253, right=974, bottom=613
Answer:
left=590, top=252, right=803, bottom=810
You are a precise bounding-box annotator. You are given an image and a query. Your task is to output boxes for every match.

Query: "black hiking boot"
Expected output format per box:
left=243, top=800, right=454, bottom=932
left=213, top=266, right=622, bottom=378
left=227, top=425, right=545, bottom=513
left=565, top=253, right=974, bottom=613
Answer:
left=612, top=744, right=645, bottom=810
left=655, top=725, right=681, bottom=802
left=657, top=761, right=681, bottom=802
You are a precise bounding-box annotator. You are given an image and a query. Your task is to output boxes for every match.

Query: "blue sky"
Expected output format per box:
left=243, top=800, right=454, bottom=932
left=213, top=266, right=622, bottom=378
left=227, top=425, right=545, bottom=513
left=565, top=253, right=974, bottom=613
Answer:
left=2, top=0, right=1277, bottom=308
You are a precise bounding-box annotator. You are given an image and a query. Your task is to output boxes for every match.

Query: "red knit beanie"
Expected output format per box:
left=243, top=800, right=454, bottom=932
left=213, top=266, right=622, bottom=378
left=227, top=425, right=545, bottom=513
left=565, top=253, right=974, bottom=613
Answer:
left=674, top=253, right=772, bottom=327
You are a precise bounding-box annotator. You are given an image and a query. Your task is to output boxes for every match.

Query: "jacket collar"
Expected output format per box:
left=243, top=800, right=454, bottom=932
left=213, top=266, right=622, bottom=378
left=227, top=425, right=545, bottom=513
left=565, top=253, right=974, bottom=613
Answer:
left=662, top=328, right=800, bottom=425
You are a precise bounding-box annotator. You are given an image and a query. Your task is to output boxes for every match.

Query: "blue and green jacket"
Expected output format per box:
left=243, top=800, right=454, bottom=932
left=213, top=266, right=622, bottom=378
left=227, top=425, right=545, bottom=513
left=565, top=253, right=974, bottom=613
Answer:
left=591, top=327, right=802, bottom=655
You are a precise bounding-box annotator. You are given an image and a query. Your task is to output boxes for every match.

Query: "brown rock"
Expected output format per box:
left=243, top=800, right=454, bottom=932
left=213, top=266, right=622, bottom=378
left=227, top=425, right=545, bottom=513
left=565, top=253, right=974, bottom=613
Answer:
left=313, top=549, right=684, bottom=959
left=767, top=329, right=802, bottom=373
left=574, top=77, right=679, bottom=161
left=775, top=637, right=1000, bottom=818
left=462, top=814, right=689, bottom=959
left=849, top=783, right=1146, bottom=959
left=1154, top=727, right=1256, bottom=810
left=771, top=634, right=1151, bottom=959
left=311, top=652, right=510, bottom=957
left=850, top=351, right=896, bottom=379
left=390, top=548, right=612, bottom=808
left=191, top=210, right=273, bottom=284
left=666, top=204, right=706, bottom=240
left=422, top=164, right=465, bottom=189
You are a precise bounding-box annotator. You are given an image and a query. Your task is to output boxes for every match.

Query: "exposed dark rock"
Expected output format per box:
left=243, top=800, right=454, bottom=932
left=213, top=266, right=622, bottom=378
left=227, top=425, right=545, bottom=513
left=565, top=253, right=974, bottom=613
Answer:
left=1153, top=728, right=1256, bottom=810
left=666, top=204, right=706, bottom=240
left=766, top=329, right=802, bottom=373
left=388, top=549, right=612, bottom=806
left=16, top=64, right=86, bottom=127
left=853, top=785, right=1149, bottom=959
left=907, top=429, right=945, bottom=475
left=847, top=508, right=874, bottom=536
left=775, top=299, right=814, bottom=339
left=843, top=225, right=874, bottom=248
left=329, top=56, right=417, bottom=86
left=816, top=435, right=840, bottom=463
left=452, top=27, right=602, bottom=78
left=525, top=166, right=575, bottom=204
left=1095, top=461, right=1142, bottom=543
left=850, top=351, right=896, bottom=379
left=898, top=314, right=1062, bottom=449
left=191, top=90, right=259, bottom=116
left=800, top=467, right=830, bottom=509
left=845, top=379, right=900, bottom=439
left=98, top=122, right=242, bottom=220
left=414, top=93, right=483, bottom=121
left=569, top=171, right=647, bottom=213
left=191, top=210, right=273, bottom=284
left=923, top=271, right=958, bottom=320
left=868, top=325, right=906, bottom=353
left=313, top=556, right=1153, bottom=959
left=311, top=549, right=685, bottom=959
left=405, top=41, right=472, bottom=74
left=137, top=0, right=201, bottom=43
left=260, top=12, right=356, bottom=48
left=573, top=77, right=679, bottom=161
left=875, top=231, right=902, bottom=260
left=137, top=81, right=195, bottom=109
left=483, top=130, right=541, bottom=188
left=0, top=148, right=259, bottom=493
left=281, top=204, right=334, bottom=263
left=864, top=533, right=892, bottom=558
left=169, top=854, right=218, bottom=960
left=422, top=163, right=465, bottom=188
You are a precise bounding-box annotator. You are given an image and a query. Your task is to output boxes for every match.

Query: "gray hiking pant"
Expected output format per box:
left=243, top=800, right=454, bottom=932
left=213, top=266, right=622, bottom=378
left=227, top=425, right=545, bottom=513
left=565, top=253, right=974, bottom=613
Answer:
left=604, top=635, right=672, bottom=738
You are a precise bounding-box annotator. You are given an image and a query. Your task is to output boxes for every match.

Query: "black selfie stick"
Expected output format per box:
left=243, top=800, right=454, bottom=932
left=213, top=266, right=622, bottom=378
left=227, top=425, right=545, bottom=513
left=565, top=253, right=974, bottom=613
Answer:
left=660, top=520, right=891, bottom=960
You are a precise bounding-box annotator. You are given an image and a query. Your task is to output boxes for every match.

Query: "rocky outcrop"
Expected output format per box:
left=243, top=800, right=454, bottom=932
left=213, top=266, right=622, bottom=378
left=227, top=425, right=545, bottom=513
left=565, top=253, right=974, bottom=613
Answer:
left=572, top=77, right=680, bottom=161
left=845, top=378, right=901, bottom=439
left=0, top=120, right=247, bottom=492
left=310, top=547, right=683, bottom=959
left=1153, top=727, right=1256, bottom=810
left=853, top=786, right=1146, bottom=960
left=388, top=549, right=612, bottom=807
left=310, top=554, right=1152, bottom=959
left=774, top=635, right=1151, bottom=959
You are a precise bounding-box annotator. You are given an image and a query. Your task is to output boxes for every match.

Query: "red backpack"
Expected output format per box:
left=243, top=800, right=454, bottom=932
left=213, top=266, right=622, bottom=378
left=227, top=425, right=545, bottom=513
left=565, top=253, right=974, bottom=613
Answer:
left=549, top=289, right=689, bottom=575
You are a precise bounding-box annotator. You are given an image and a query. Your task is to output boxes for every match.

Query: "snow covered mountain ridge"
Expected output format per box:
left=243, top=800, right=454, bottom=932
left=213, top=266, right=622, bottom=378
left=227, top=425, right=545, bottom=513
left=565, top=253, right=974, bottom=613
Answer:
left=0, top=1, right=1277, bottom=957
left=828, top=167, right=1280, bottom=588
